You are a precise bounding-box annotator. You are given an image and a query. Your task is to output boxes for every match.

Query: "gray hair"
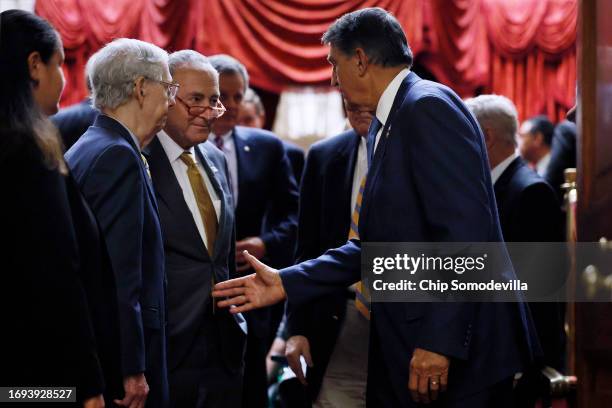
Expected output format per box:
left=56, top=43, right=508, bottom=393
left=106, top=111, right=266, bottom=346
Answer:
left=465, top=94, right=518, bottom=147
left=208, top=54, right=249, bottom=91
left=243, top=88, right=265, bottom=116
left=86, top=38, right=169, bottom=110
left=168, top=50, right=218, bottom=80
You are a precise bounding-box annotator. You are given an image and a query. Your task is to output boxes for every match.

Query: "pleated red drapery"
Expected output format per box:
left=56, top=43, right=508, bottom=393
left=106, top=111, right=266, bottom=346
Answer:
left=35, top=0, right=576, bottom=122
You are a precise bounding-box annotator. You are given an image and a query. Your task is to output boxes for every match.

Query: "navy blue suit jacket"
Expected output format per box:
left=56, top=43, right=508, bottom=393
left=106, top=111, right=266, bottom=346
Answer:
left=280, top=73, right=539, bottom=406
left=232, top=126, right=299, bottom=268
left=231, top=126, right=298, bottom=337
left=65, top=115, right=168, bottom=406
left=286, top=129, right=362, bottom=399
left=494, top=157, right=565, bottom=370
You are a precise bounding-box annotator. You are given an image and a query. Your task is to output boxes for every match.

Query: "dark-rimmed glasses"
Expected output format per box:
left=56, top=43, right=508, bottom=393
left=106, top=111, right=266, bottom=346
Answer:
left=176, top=96, right=226, bottom=120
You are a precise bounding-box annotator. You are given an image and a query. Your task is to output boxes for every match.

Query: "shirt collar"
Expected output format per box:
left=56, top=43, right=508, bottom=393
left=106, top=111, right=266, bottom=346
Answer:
left=536, top=152, right=551, bottom=176
left=157, top=130, right=196, bottom=163
left=491, top=152, right=519, bottom=185
left=375, top=68, right=411, bottom=127
left=211, top=130, right=233, bottom=142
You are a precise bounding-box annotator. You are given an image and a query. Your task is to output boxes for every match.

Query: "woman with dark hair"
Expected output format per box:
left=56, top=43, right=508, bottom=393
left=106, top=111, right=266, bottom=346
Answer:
left=0, top=10, right=120, bottom=407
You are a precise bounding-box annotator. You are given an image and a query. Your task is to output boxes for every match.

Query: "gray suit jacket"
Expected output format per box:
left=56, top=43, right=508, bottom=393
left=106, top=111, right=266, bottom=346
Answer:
left=145, top=136, right=247, bottom=373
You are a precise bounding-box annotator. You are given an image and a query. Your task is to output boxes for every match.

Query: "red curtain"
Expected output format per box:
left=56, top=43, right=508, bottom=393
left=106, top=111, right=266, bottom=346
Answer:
left=36, top=0, right=576, bottom=122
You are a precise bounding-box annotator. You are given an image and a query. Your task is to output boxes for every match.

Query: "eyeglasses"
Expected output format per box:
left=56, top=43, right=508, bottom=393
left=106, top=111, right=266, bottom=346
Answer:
left=176, top=96, right=226, bottom=120
left=146, top=77, right=180, bottom=101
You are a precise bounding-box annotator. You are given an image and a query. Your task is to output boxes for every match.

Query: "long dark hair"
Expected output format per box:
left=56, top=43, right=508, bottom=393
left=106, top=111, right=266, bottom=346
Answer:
left=0, top=10, right=65, bottom=173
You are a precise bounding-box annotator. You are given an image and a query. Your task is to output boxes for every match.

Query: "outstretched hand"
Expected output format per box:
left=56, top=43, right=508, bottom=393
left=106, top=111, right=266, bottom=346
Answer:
left=213, top=250, right=287, bottom=313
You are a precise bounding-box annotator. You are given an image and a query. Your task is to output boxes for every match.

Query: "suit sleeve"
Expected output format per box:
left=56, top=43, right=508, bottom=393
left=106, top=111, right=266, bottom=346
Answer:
left=222, top=156, right=239, bottom=280
left=405, top=95, right=492, bottom=360
left=82, top=145, right=146, bottom=376
left=286, top=149, right=321, bottom=337
left=259, top=142, right=299, bottom=264
left=280, top=239, right=361, bottom=306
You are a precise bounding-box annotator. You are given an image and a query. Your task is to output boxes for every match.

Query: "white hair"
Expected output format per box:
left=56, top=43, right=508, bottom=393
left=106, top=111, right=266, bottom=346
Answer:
left=86, top=38, right=169, bottom=110
left=465, top=94, right=519, bottom=147
left=168, top=49, right=218, bottom=81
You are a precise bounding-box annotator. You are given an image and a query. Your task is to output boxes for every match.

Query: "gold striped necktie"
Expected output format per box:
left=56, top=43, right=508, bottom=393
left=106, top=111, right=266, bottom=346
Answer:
left=179, top=152, right=218, bottom=313
left=349, top=175, right=371, bottom=320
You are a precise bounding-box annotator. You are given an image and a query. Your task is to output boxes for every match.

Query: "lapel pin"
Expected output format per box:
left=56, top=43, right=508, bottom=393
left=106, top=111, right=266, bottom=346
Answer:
left=244, top=145, right=250, bottom=152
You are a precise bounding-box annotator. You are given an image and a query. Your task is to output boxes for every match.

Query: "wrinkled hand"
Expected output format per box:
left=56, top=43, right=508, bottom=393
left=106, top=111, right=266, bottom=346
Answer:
left=408, top=348, right=449, bottom=404
left=83, top=394, right=105, bottom=408
left=285, top=335, right=314, bottom=385
left=114, top=373, right=149, bottom=408
left=213, top=250, right=286, bottom=313
left=236, top=237, right=266, bottom=272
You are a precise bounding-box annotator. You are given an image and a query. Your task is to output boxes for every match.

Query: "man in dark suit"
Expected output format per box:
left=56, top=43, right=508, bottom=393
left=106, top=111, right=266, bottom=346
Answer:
left=466, top=95, right=566, bottom=405
left=144, top=50, right=247, bottom=407
left=546, top=120, right=577, bottom=204
left=213, top=8, right=540, bottom=407
left=209, top=54, right=299, bottom=408
left=65, top=38, right=175, bottom=408
left=238, top=87, right=305, bottom=183
left=518, top=115, right=554, bottom=176
left=283, top=101, right=373, bottom=406
left=51, top=97, right=99, bottom=150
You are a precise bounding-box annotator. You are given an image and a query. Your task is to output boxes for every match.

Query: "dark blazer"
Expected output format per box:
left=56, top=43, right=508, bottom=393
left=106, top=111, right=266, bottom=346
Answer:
left=50, top=98, right=99, bottom=150
left=282, top=140, right=305, bottom=185
left=285, top=129, right=362, bottom=400
left=65, top=115, right=168, bottom=407
left=0, top=135, right=106, bottom=402
left=144, top=136, right=247, bottom=373
left=232, top=126, right=299, bottom=272
left=231, top=126, right=299, bottom=408
left=494, top=156, right=565, bottom=370
left=279, top=73, right=540, bottom=406
left=545, top=120, right=577, bottom=204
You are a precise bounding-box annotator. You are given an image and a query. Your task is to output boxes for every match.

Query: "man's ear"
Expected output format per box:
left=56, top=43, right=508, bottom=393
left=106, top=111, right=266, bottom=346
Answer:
left=27, top=51, right=43, bottom=86
left=134, top=76, right=147, bottom=106
left=355, top=48, right=369, bottom=77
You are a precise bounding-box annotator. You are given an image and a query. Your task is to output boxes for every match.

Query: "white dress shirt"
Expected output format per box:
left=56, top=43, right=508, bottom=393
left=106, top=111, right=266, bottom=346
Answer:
left=210, top=131, right=239, bottom=204
left=491, top=152, right=519, bottom=185
left=374, top=68, right=411, bottom=152
left=536, top=152, right=551, bottom=177
left=351, top=135, right=368, bottom=211
left=158, top=131, right=221, bottom=249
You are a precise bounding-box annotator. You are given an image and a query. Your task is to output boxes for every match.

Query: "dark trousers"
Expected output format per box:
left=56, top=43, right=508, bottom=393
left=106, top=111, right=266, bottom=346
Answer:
left=242, top=330, right=269, bottom=408
left=169, top=310, right=243, bottom=408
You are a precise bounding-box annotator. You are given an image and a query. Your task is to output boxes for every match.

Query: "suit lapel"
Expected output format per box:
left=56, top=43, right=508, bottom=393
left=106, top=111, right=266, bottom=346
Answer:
left=231, top=128, right=247, bottom=206
left=145, top=137, right=210, bottom=259
left=360, top=73, right=421, bottom=230
left=336, top=130, right=361, bottom=218
left=195, top=144, right=229, bottom=260
left=95, top=115, right=160, bottom=216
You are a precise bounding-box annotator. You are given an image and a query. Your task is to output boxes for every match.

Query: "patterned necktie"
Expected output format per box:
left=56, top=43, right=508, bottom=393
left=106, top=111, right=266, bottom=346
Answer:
left=179, top=152, right=218, bottom=256
left=349, top=175, right=371, bottom=320
left=214, top=135, right=224, bottom=151
left=140, top=153, right=151, bottom=180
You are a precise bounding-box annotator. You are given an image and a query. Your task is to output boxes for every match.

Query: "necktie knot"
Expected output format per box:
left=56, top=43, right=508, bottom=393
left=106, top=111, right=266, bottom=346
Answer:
left=179, top=152, right=197, bottom=169
left=214, top=136, right=224, bottom=151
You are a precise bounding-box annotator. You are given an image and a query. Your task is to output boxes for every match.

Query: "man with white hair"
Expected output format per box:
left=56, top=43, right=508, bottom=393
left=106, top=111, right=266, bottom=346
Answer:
left=144, top=49, right=247, bottom=407
left=66, top=38, right=177, bottom=408
left=465, top=94, right=565, bottom=406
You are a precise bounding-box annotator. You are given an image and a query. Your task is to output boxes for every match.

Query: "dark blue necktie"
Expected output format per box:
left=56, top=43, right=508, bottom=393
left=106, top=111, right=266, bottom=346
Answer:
left=366, top=117, right=383, bottom=167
